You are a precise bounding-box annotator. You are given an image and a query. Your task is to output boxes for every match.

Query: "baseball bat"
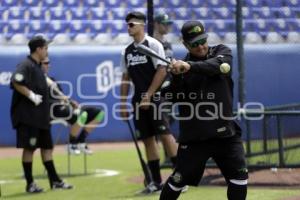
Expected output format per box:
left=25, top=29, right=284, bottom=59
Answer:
left=136, top=44, right=185, bottom=72
left=126, top=120, right=153, bottom=186
left=136, top=44, right=171, bottom=65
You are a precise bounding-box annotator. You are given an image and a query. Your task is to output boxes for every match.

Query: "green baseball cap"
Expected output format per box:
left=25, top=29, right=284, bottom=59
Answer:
left=154, top=14, right=173, bottom=25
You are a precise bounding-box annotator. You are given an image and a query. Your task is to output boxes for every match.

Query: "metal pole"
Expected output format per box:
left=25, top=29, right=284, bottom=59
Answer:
left=263, top=116, right=268, bottom=153
left=236, top=0, right=246, bottom=106
left=276, top=116, right=285, bottom=167
left=147, top=0, right=154, bottom=37
left=245, top=120, right=251, bottom=155
left=84, top=152, right=87, bottom=175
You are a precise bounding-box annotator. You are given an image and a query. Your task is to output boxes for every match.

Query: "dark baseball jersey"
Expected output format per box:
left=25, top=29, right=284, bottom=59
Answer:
left=167, top=44, right=240, bottom=143
left=10, top=56, right=50, bottom=130
left=159, top=39, right=173, bottom=61
left=120, top=35, right=166, bottom=102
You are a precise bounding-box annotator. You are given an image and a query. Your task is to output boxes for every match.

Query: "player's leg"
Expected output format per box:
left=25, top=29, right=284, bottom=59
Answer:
left=160, top=143, right=209, bottom=200
left=53, top=105, right=87, bottom=154
left=76, top=107, right=105, bottom=154
left=16, top=124, right=43, bottom=193
left=213, top=136, right=248, bottom=200
left=40, top=129, right=73, bottom=190
left=153, top=109, right=178, bottom=167
left=134, top=109, right=162, bottom=193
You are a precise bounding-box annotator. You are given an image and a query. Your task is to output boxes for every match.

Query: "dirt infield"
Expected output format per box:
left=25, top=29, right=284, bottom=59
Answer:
left=0, top=142, right=133, bottom=159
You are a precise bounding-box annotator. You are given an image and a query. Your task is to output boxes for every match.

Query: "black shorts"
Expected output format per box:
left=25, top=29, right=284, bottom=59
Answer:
left=171, top=135, right=248, bottom=186
left=16, top=124, right=53, bottom=150
left=133, top=105, right=170, bottom=140
left=51, top=105, right=101, bottom=125
left=81, top=106, right=101, bottom=124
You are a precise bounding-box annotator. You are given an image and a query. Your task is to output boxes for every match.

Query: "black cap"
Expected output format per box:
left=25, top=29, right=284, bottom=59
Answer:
left=125, top=11, right=146, bottom=23
left=28, top=35, right=51, bottom=53
left=154, top=13, right=173, bottom=25
left=181, top=20, right=208, bottom=42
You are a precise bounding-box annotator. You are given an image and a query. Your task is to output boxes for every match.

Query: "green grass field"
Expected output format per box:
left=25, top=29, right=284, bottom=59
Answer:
left=1, top=145, right=300, bottom=200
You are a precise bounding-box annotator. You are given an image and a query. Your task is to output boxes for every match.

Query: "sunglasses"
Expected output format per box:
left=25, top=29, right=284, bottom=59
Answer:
left=42, top=61, right=50, bottom=65
left=187, top=38, right=207, bottom=48
left=127, top=22, right=144, bottom=28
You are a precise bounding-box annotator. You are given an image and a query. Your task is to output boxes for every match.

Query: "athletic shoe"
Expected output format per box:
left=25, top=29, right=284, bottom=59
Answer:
left=51, top=181, right=73, bottom=190
left=139, top=182, right=162, bottom=195
left=67, top=144, right=81, bottom=155
left=26, top=182, right=44, bottom=193
left=182, top=185, right=189, bottom=193
left=78, top=143, right=93, bottom=154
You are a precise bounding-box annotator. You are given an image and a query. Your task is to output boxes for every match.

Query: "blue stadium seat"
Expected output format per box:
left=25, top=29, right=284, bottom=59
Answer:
left=103, top=0, right=122, bottom=7
left=213, top=7, right=234, bottom=19
left=0, top=21, right=7, bottom=34
left=286, top=18, right=300, bottom=32
left=153, top=0, right=164, bottom=7
left=70, top=7, right=89, bottom=20
left=253, top=19, right=270, bottom=34
left=89, top=20, right=109, bottom=36
left=21, top=0, right=40, bottom=6
left=270, top=19, right=288, bottom=32
left=244, top=20, right=257, bottom=32
left=193, top=8, right=214, bottom=20
left=111, top=8, right=128, bottom=20
left=202, top=20, right=214, bottom=32
left=28, top=20, right=48, bottom=38
left=28, top=7, right=47, bottom=20
left=252, top=7, right=275, bottom=19
left=47, top=20, right=69, bottom=39
left=69, top=20, right=88, bottom=33
left=166, top=0, right=185, bottom=7
left=285, top=0, right=300, bottom=7
left=128, top=0, right=145, bottom=7
left=273, top=7, right=295, bottom=18
left=82, top=0, right=100, bottom=7
left=189, top=0, right=201, bottom=7
left=43, top=0, right=59, bottom=7
left=64, top=0, right=81, bottom=7
left=7, top=20, right=27, bottom=39
left=244, top=0, right=263, bottom=7
left=225, top=0, right=236, bottom=7
left=0, top=7, right=7, bottom=20
left=207, top=0, right=226, bottom=7
left=213, top=20, right=227, bottom=33
left=49, top=7, right=68, bottom=20
left=42, top=0, right=60, bottom=7
left=69, top=20, right=89, bottom=38
left=263, top=0, right=283, bottom=7
left=174, top=8, right=190, bottom=20
left=7, top=7, right=27, bottom=20
left=2, top=0, right=19, bottom=7
left=111, top=20, right=127, bottom=34
left=242, top=7, right=254, bottom=19
left=90, top=8, right=109, bottom=20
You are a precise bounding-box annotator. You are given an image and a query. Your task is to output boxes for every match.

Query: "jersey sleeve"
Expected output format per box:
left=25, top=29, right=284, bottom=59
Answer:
left=148, top=38, right=167, bottom=69
left=11, top=63, right=30, bottom=86
left=188, top=44, right=233, bottom=76
left=120, top=48, right=128, bottom=73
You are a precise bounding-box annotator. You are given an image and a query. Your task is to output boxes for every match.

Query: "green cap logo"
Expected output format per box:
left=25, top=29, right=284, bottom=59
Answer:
left=188, top=26, right=202, bottom=34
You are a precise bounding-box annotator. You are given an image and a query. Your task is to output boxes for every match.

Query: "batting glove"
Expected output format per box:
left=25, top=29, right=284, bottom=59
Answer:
left=28, top=91, right=43, bottom=106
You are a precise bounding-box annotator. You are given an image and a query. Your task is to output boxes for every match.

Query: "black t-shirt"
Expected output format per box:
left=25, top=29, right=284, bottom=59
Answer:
left=167, top=44, right=240, bottom=143
left=121, top=35, right=166, bottom=103
left=159, top=39, right=173, bottom=61
left=10, top=56, right=50, bottom=129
